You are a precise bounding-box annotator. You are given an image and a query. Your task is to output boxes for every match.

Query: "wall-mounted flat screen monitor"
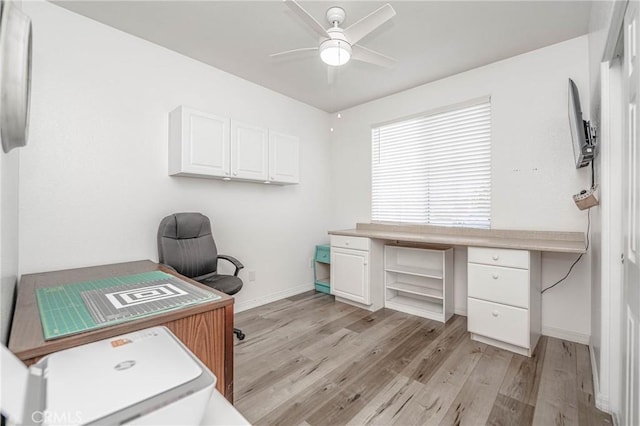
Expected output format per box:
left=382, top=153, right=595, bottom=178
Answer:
left=568, top=78, right=595, bottom=169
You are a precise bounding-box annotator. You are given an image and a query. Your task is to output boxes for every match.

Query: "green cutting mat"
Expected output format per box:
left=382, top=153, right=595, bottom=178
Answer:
left=36, top=271, right=218, bottom=340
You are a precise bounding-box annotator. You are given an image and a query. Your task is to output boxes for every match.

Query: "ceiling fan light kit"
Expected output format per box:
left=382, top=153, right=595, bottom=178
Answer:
left=273, top=0, right=397, bottom=70
left=320, top=39, right=351, bottom=66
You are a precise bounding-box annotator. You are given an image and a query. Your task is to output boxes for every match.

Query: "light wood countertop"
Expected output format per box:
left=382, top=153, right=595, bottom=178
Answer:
left=329, top=223, right=586, bottom=253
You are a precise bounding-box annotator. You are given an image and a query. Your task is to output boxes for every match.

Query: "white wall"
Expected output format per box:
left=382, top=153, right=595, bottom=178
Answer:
left=19, top=1, right=332, bottom=311
left=330, top=36, right=593, bottom=341
left=0, top=146, right=19, bottom=345
left=588, top=0, right=621, bottom=126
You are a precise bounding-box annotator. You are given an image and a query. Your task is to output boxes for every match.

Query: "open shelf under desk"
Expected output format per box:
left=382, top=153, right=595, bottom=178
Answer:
left=385, top=295, right=444, bottom=320
left=384, top=265, right=443, bottom=279
left=385, top=281, right=443, bottom=300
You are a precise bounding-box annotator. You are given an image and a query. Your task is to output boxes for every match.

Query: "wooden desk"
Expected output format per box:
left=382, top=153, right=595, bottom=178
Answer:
left=8, top=260, right=235, bottom=402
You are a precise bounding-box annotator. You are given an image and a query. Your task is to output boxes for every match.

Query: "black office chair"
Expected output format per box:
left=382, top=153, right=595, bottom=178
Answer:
left=157, top=212, right=246, bottom=340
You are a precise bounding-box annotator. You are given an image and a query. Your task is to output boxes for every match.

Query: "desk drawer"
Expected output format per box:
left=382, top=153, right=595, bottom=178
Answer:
left=468, top=263, right=529, bottom=308
left=468, top=247, right=529, bottom=269
left=330, top=235, right=370, bottom=251
left=468, top=298, right=529, bottom=348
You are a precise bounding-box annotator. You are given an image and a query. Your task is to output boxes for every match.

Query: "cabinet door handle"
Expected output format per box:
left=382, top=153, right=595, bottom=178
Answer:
left=363, top=261, right=368, bottom=265
left=492, top=273, right=499, bottom=279
left=492, top=310, right=499, bottom=317
left=492, top=255, right=499, bottom=261
left=345, top=241, right=350, bottom=245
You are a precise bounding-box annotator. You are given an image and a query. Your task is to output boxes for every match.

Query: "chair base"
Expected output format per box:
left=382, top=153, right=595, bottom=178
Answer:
left=234, top=328, right=245, bottom=340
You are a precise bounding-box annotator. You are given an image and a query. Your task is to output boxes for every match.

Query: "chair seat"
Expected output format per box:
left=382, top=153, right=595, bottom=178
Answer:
left=200, top=274, right=243, bottom=296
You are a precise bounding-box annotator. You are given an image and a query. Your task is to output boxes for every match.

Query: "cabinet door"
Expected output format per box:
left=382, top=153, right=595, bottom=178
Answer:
left=231, top=121, right=268, bottom=181
left=170, top=106, right=230, bottom=177
left=331, top=247, right=370, bottom=305
left=268, top=130, right=299, bottom=184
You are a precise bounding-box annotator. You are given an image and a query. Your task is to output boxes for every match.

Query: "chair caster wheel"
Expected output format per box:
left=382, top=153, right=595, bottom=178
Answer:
left=237, top=333, right=245, bottom=341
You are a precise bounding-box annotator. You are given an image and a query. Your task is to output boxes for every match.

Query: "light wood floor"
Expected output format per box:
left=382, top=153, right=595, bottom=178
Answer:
left=234, top=291, right=612, bottom=425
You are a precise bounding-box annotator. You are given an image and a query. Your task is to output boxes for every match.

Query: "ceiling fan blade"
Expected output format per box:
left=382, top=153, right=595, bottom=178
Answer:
left=270, top=47, right=318, bottom=58
left=343, top=3, right=396, bottom=45
left=352, top=44, right=396, bottom=68
left=285, top=0, right=330, bottom=39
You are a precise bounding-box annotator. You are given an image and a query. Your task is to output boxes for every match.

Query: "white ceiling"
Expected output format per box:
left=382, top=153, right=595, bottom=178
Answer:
left=53, top=1, right=593, bottom=113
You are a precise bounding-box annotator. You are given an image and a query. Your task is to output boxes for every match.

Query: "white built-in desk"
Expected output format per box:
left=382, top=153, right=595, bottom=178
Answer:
left=329, top=223, right=586, bottom=254
left=328, top=223, right=586, bottom=357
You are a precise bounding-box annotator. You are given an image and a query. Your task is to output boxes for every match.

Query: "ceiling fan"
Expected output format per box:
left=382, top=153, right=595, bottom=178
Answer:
left=271, top=0, right=397, bottom=68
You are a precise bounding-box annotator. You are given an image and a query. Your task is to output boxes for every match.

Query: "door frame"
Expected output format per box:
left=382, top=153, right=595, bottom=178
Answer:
left=597, top=1, right=629, bottom=421
left=597, top=56, right=624, bottom=419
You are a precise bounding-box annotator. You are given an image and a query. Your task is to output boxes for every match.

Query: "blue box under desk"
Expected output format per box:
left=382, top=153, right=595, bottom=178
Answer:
left=314, top=244, right=330, bottom=294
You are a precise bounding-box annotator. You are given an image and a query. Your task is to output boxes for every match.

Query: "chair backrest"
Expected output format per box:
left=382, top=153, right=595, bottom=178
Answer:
left=157, top=212, right=218, bottom=279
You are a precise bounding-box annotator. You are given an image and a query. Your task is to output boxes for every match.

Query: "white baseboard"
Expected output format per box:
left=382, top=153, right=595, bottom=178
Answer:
left=234, top=282, right=314, bottom=313
left=541, top=326, right=590, bottom=345
left=454, top=308, right=467, bottom=316
left=590, top=344, right=611, bottom=413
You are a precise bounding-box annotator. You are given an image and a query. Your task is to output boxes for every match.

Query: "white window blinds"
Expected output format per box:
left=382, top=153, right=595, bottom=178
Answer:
left=372, top=100, right=491, bottom=229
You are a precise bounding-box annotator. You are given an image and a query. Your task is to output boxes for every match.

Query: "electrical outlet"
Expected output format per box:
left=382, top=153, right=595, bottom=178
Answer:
left=248, top=270, right=256, bottom=282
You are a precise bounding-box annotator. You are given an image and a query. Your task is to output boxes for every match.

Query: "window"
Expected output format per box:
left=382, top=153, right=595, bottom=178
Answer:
left=371, top=99, right=491, bottom=229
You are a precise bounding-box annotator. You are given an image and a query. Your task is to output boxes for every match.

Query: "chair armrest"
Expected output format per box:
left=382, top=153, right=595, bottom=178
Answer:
left=218, top=255, right=244, bottom=276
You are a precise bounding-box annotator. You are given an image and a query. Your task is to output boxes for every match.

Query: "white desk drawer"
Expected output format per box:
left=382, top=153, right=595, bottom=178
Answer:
left=468, top=263, right=529, bottom=308
left=330, top=235, right=370, bottom=251
left=468, top=247, right=529, bottom=269
left=468, top=298, right=529, bottom=348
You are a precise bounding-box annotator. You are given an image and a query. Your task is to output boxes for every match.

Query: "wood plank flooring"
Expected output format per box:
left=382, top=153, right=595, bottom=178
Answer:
left=234, top=291, right=613, bottom=426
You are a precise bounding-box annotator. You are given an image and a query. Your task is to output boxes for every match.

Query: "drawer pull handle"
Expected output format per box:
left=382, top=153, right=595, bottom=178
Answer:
left=492, top=255, right=499, bottom=261
left=492, top=310, right=499, bottom=317
left=492, top=273, right=499, bottom=279
left=345, top=241, right=350, bottom=245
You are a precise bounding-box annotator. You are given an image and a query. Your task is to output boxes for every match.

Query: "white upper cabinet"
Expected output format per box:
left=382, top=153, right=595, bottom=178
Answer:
left=169, top=106, right=230, bottom=177
left=169, top=106, right=299, bottom=184
left=268, top=130, right=300, bottom=184
left=231, top=121, right=268, bottom=181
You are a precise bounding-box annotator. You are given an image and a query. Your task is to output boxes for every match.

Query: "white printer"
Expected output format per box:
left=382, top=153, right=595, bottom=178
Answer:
left=1, top=327, right=217, bottom=425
